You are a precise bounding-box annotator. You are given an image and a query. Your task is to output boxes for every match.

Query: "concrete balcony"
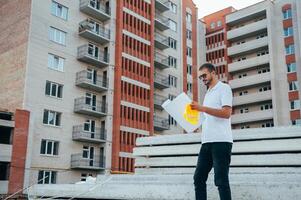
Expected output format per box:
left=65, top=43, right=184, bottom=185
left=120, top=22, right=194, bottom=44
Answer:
left=154, top=52, right=169, bottom=69
left=233, top=90, right=272, bottom=106
left=227, top=19, right=267, bottom=41
left=72, top=125, right=106, bottom=143
left=231, top=109, right=274, bottom=124
left=77, top=44, right=109, bottom=67
left=155, top=0, right=169, bottom=12
left=226, top=1, right=268, bottom=25
left=228, top=54, right=270, bottom=73
left=154, top=94, right=168, bottom=110
left=0, top=181, right=8, bottom=194
left=76, top=70, right=108, bottom=92
left=228, top=37, right=268, bottom=57
left=154, top=73, right=169, bottom=89
left=71, top=153, right=105, bottom=170
left=79, top=0, right=110, bottom=21
left=155, top=32, right=169, bottom=50
left=74, top=97, right=107, bottom=117
left=229, top=72, right=271, bottom=90
left=79, top=20, right=110, bottom=44
left=0, top=144, right=12, bottom=162
left=155, top=13, right=169, bottom=31
left=154, top=116, right=170, bottom=131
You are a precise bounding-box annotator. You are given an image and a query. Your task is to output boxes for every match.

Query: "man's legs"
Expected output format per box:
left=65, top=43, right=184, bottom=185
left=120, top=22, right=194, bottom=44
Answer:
left=212, top=142, right=232, bottom=200
left=194, top=143, right=213, bottom=200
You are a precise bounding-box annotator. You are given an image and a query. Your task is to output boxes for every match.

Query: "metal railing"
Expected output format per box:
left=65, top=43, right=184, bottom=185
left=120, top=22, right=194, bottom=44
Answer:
left=77, top=44, right=109, bottom=63
left=74, top=97, right=108, bottom=114
left=71, top=153, right=105, bottom=169
left=72, top=125, right=107, bottom=141
left=154, top=72, right=169, bottom=86
left=80, top=0, right=111, bottom=15
left=154, top=52, right=169, bottom=66
left=155, top=32, right=169, bottom=46
left=154, top=116, right=170, bottom=129
left=154, top=94, right=168, bottom=106
left=79, top=19, right=110, bottom=39
left=76, top=70, right=108, bottom=88
left=155, top=13, right=170, bottom=26
left=156, top=0, right=169, bottom=6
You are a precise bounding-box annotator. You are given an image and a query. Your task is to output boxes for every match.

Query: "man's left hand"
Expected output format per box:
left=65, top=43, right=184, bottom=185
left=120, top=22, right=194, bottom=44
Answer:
left=190, top=101, right=206, bottom=112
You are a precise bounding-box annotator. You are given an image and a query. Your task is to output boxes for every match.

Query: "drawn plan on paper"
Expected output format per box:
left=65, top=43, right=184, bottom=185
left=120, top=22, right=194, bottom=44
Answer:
left=162, top=92, right=202, bottom=133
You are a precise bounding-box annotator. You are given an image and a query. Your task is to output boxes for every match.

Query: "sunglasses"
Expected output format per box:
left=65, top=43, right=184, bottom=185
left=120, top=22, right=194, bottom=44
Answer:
left=198, top=73, right=209, bottom=80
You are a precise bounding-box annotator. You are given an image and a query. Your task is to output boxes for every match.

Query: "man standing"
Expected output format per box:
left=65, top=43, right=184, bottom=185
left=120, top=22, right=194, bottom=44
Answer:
left=190, top=63, right=233, bottom=200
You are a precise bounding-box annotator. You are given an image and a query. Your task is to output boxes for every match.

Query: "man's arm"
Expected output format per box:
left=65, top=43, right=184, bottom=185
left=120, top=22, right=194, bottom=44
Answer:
left=190, top=102, right=232, bottom=119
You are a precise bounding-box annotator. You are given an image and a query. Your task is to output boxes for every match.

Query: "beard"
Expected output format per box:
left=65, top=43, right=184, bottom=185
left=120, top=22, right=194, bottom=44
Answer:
left=203, top=78, right=212, bottom=86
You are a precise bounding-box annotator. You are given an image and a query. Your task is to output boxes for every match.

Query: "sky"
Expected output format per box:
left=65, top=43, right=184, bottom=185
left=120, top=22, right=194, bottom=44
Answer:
left=194, top=0, right=265, bottom=18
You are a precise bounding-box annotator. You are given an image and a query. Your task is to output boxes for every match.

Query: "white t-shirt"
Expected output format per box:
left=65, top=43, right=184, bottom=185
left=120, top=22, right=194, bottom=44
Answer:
left=201, top=81, right=233, bottom=143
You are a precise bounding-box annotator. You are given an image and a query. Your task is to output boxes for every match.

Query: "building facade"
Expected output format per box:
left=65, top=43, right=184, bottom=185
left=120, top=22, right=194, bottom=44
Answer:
left=201, top=0, right=301, bottom=129
left=0, top=0, right=199, bottom=195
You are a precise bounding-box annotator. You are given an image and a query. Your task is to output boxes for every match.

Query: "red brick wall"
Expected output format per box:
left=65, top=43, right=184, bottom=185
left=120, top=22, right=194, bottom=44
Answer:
left=203, top=7, right=235, bottom=34
left=203, top=7, right=235, bottom=81
left=8, top=109, right=30, bottom=194
left=0, top=0, right=32, bottom=112
left=282, top=4, right=301, bottom=122
left=112, top=0, right=154, bottom=173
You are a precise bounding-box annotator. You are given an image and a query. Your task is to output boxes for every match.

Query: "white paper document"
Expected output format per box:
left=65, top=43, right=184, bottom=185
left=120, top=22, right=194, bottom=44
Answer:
left=162, top=92, right=202, bottom=133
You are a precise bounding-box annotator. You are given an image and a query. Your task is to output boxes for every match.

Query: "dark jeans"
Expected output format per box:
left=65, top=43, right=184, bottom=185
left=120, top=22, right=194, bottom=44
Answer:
left=193, top=142, right=232, bottom=200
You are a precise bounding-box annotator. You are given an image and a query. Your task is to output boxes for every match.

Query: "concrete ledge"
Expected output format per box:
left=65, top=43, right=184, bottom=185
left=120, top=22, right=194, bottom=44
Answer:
left=28, top=168, right=301, bottom=200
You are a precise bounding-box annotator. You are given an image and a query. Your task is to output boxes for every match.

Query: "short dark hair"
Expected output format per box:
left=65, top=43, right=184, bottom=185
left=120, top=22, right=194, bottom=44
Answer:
left=199, top=63, right=216, bottom=72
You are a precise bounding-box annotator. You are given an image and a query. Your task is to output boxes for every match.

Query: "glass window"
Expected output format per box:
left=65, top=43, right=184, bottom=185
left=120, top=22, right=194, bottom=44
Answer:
left=168, top=56, right=177, bottom=68
left=38, top=171, right=57, bottom=184
left=169, top=19, right=177, bottom=32
left=186, top=47, right=192, bottom=57
left=186, top=30, right=192, bottom=40
left=285, top=44, right=295, bottom=55
left=186, top=13, right=192, bottom=23
left=43, top=109, right=61, bottom=126
left=169, top=1, right=177, bottom=13
left=292, top=119, right=301, bottom=126
left=287, top=63, right=296, bottom=73
left=283, top=9, right=292, bottom=19
left=168, top=37, right=177, bottom=49
left=51, top=1, right=68, bottom=20
left=187, top=82, right=192, bottom=93
left=290, top=100, right=301, bottom=110
left=48, top=54, right=64, bottom=72
left=49, top=27, right=66, bottom=45
left=284, top=27, right=293, bottom=37
left=187, top=64, right=192, bottom=75
left=45, top=81, right=63, bottom=98
left=168, top=75, right=177, bottom=87
left=40, top=139, right=59, bottom=156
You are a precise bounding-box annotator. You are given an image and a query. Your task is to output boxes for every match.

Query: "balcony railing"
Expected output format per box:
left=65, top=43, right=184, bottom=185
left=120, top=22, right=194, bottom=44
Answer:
left=79, top=20, right=110, bottom=44
left=155, top=0, right=169, bottom=12
left=79, top=0, right=111, bottom=21
left=74, top=97, right=107, bottom=117
left=154, top=73, right=169, bottom=89
left=154, top=52, right=169, bottom=69
left=72, top=125, right=107, bottom=143
left=154, top=94, right=168, bottom=110
left=77, top=44, right=109, bottom=67
left=71, top=153, right=105, bottom=170
left=154, top=116, right=170, bottom=131
left=155, top=32, right=169, bottom=50
left=76, top=70, right=108, bottom=92
left=155, top=13, right=169, bottom=31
